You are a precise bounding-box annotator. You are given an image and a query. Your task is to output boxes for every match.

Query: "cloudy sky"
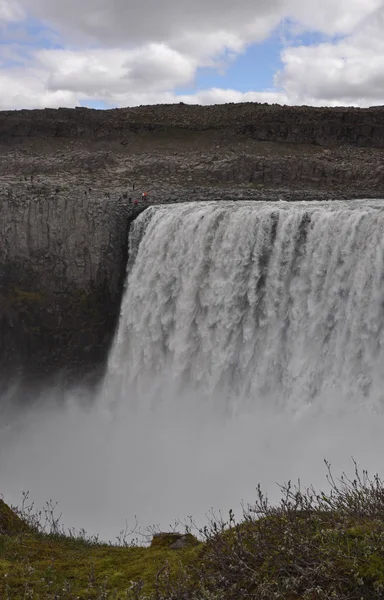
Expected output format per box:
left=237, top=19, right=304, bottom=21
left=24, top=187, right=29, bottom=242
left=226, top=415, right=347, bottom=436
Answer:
left=1, top=0, right=384, bottom=109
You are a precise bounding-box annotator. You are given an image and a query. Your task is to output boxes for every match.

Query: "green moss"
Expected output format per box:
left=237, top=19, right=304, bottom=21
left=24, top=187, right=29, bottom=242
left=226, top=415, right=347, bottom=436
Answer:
left=0, top=536, right=7, bottom=556
left=359, top=553, right=384, bottom=583
left=13, top=286, right=45, bottom=303
left=0, top=500, right=31, bottom=536
left=0, top=287, right=45, bottom=311
left=0, top=500, right=202, bottom=599
left=0, top=534, right=202, bottom=598
left=150, top=532, right=199, bottom=550
left=5, top=481, right=384, bottom=600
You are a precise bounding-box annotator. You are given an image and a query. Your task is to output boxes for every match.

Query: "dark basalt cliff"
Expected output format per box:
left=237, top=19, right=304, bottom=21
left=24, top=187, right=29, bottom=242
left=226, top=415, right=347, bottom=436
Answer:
left=1, top=102, right=384, bottom=380
left=2, top=103, right=384, bottom=147
left=0, top=189, right=133, bottom=379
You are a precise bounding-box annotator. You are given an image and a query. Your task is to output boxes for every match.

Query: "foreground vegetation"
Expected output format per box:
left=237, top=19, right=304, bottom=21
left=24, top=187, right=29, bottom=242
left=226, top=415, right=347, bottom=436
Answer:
left=3, top=462, right=384, bottom=599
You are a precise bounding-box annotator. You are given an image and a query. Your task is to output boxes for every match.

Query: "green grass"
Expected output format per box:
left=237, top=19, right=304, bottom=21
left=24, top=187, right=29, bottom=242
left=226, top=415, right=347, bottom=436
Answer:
left=0, top=535, right=201, bottom=598
left=0, top=510, right=202, bottom=599
left=4, top=462, right=384, bottom=599
left=0, top=498, right=202, bottom=599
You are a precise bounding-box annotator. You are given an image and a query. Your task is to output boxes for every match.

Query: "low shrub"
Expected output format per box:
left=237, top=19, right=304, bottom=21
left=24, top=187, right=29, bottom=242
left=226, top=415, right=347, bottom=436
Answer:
left=4, top=461, right=384, bottom=599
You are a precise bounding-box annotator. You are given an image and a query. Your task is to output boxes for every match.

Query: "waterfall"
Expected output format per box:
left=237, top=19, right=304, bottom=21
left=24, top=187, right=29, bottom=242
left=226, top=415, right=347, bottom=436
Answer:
left=106, top=200, right=384, bottom=412
left=5, top=200, right=384, bottom=540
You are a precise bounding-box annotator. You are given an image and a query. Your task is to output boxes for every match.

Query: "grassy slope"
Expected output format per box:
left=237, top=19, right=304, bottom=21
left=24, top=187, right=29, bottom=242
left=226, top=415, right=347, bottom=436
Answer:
left=3, top=467, right=384, bottom=600
left=197, top=511, right=384, bottom=599
left=0, top=500, right=201, bottom=599
left=0, top=534, right=201, bottom=599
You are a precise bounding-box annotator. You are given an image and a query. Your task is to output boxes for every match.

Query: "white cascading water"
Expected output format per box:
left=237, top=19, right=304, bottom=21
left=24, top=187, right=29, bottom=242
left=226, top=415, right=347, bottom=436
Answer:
left=107, top=200, right=384, bottom=412
left=4, top=199, right=384, bottom=541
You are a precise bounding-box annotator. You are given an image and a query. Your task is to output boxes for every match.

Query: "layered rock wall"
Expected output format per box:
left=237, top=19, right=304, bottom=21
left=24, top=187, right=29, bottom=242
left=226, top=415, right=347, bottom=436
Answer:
left=2, top=103, right=384, bottom=147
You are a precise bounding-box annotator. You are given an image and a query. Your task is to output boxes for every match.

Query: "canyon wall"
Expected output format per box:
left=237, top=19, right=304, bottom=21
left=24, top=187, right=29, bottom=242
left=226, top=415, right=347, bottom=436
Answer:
left=1, top=102, right=384, bottom=379
left=0, top=185, right=131, bottom=379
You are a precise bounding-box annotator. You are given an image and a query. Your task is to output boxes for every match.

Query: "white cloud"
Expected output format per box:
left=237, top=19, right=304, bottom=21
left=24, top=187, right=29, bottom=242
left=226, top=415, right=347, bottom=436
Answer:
left=0, top=69, right=79, bottom=110
left=277, top=3, right=384, bottom=106
left=1, top=0, right=384, bottom=109
left=18, top=0, right=285, bottom=46
left=289, top=0, right=382, bottom=36
left=0, top=60, right=289, bottom=110
left=176, top=88, right=288, bottom=106
left=0, top=0, right=24, bottom=23
left=37, top=45, right=196, bottom=96
left=17, top=0, right=382, bottom=45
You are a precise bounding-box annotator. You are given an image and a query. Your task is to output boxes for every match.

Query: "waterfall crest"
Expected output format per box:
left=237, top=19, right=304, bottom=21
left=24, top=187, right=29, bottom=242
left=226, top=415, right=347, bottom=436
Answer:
left=107, top=201, right=384, bottom=410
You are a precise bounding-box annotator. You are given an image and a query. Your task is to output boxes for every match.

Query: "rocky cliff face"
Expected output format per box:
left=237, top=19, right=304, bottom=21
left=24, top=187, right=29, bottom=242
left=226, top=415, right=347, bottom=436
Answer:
left=2, top=103, right=384, bottom=148
left=1, top=103, right=384, bottom=380
left=0, top=183, right=131, bottom=379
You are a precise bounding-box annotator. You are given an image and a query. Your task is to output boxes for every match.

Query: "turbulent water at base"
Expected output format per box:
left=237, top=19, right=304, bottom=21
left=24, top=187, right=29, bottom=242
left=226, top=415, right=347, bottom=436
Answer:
left=107, top=200, right=384, bottom=412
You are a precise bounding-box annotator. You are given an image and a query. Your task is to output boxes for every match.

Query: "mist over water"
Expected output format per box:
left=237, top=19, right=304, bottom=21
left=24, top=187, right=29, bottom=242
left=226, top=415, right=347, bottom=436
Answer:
left=2, top=200, right=384, bottom=541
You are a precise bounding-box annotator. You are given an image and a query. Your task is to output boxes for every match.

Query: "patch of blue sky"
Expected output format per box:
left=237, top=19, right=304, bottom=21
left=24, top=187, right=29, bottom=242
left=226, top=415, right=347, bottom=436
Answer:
left=279, top=19, right=344, bottom=47
left=0, top=17, right=62, bottom=68
left=1, top=17, right=62, bottom=49
left=175, top=23, right=343, bottom=97
left=80, top=100, right=109, bottom=109
left=175, top=29, right=283, bottom=95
